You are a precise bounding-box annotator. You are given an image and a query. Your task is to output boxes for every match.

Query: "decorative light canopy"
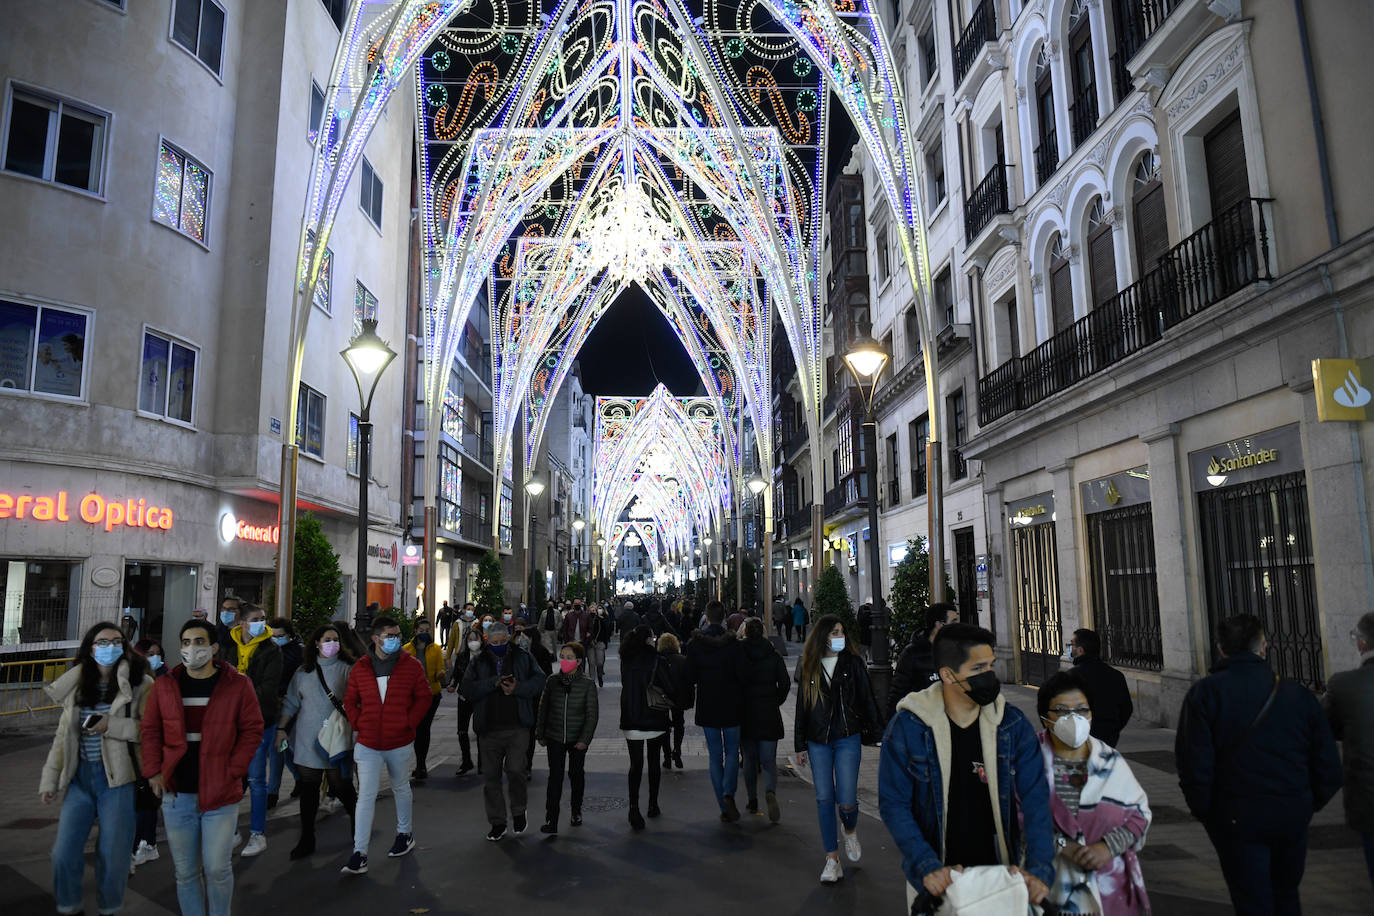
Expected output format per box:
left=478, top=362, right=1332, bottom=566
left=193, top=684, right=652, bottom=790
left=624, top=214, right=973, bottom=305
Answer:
left=575, top=185, right=676, bottom=284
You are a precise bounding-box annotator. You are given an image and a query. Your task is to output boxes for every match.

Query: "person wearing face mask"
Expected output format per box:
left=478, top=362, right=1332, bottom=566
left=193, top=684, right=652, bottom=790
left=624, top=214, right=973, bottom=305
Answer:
left=215, top=598, right=240, bottom=659
left=140, top=618, right=262, bottom=916
left=229, top=604, right=283, bottom=858
left=514, top=622, right=554, bottom=779
left=619, top=624, right=677, bottom=830
left=792, top=615, right=881, bottom=883
left=878, top=623, right=1052, bottom=908
left=265, top=617, right=303, bottom=808
left=501, top=606, right=516, bottom=629
left=277, top=626, right=358, bottom=859
left=445, top=625, right=482, bottom=776
left=1324, top=611, right=1374, bottom=891
left=403, top=617, right=445, bottom=780
left=535, top=642, right=599, bottom=834
left=1034, top=671, right=1152, bottom=914
left=1067, top=628, right=1134, bottom=748
left=130, top=639, right=168, bottom=872
left=42, top=622, right=152, bottom=915
left=340, top=616, right=432, bottom=875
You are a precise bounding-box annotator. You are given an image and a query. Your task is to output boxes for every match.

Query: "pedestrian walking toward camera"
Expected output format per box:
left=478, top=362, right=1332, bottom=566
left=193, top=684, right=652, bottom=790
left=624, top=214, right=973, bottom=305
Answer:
left=795, top=615, right=883, bottom=883
left=437, top=602, right=456, bottom=645
left=266, top=617, right=302, bottom=808
left=463, top=622, right=545, bottom=840
left=878, top=623, right=1053, bottom=906
left=657, top=632, right=691, bottom=769
left=620, top=625, right=676, bottom=829
left=537, top=642, right=599, bottom=834
left=339, top=616, right=432, bottom=875
left=889, top=603, right=958, bottom=710
left=1324, top=610, right=1374, bottom=890
left=43, top=622, right=152, bottom=916
left=1069, top=628, right=1134, bottom=747
left=230, top=603, right=282, bottom=858
left=587, top=605, right=612, bottom=687
left=446, top=626, right=481, bottom=776
left=1037, top=671, right=1152, bottom=914
left=403, top=617, right=445, bottom=781
left=130, top=637, right=168, bottom=873
left=1176, top=614, right=1341, bottom=915
left=277, top=625, right=358, bottom=860
left=141, top=618, right=263, bottom=916
left=684, top=600, right=744, bottom=822
left=737, top=618, right=789, bottom=822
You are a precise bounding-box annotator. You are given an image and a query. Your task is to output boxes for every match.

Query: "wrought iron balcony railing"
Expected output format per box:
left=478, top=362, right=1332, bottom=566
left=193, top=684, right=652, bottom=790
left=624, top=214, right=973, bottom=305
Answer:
left=953, top=0, right=998, bottom=88
left=1035, top=137, right=1060, bottom=186
left=1070, top=86, right=1099, bottom=149
left=964, top=162, right=1010, bottom=244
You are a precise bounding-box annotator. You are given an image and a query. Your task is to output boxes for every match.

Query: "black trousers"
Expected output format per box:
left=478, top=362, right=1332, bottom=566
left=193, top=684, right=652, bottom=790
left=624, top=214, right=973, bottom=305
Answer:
left=1206, top=819, right=1309, bottom=916
left=626, top=736, right=666, bottom=807
left=665, top=709, right=685, bottom=761
left=413, top=694, right=441, bottom=771
left=455, top=697, right=475, bottom=765
left=545, top=742, right=586, bottom=819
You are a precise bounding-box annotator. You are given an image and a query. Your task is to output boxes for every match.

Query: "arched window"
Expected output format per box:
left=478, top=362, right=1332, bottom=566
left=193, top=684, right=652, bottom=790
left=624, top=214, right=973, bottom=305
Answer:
left=1087, top=197, right=1116, bottom=307
left=1049, top=231, right=1073, bottom=332
left=1068, top=0, right=1097, bottom=148
left=1132, top=150, right=1168, bottom=277
left=1034, top=46, right=1059, bottom=184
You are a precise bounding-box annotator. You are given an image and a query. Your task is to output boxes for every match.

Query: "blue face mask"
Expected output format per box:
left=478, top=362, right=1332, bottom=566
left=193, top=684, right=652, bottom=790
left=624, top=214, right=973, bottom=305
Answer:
left=829, top=636, right=846, bottom=653
left=146, top=654, right=163, bottom=671
left=247, top=620, right=267, bottom=639
left=271, top=635, right=288, bottom=647
left=220, top=611, right=236, bottom=626
left=381, top=636, right=402, bottom=655
left=489, top=642, right=509, bottom=656
left=93, top=644, right=123, bottom=667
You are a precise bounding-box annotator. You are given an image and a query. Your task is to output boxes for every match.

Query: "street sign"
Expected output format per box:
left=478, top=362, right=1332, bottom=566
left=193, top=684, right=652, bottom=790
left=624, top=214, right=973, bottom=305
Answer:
left=1313, top=358, right=1373, bottom=421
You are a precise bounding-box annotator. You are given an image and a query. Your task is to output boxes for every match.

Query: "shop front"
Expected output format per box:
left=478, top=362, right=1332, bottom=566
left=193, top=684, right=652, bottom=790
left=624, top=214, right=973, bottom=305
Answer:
left=366, top=529, right=398, bottom=610
left=1080, top=468, right=1162, bottom=672
left=1007, top=492, right=1061, bottom=686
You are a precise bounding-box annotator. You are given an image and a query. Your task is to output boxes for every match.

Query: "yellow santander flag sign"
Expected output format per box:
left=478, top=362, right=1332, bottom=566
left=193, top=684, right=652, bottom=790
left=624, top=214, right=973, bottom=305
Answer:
left=1313, top=358, right=1374, bottom=421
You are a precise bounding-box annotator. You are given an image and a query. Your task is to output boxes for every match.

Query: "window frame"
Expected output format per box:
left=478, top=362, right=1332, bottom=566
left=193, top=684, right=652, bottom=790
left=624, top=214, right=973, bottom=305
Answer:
left=925, top=138, right=946, bottom=207
left=151, top=137, right=213, bottom=247
left=354, top=279, right=378, bottom=337
left=910, top=414, right=929, bottom=497
left=136, top=326, right=200, bottom=427
left=359, top=156, right=383, bottom=230
left=168, top=0, right=227, bottom=81
left=319, top=0, right=348, bottom=31
left=308, top=79, right=327, bottom=145
left=1, top=81, right=111, bottom=198
left=0, top=296, right=94, bottom=403
left=305, top=229, right=333, bottom=314
left=947, top=389, right=968, bottom=481
left=295, top=383, right=327, bottom=459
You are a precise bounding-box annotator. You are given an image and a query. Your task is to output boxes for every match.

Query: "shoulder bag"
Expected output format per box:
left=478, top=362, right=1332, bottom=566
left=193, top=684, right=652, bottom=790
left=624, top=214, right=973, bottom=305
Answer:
left=646, top=658, right=672, bottom=712
left=315, top=665, right=353, bottom=763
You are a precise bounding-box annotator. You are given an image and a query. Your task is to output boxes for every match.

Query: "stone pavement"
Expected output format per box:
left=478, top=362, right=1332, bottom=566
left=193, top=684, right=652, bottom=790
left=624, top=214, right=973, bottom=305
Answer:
left=0, top=645, right=1368, bottom=915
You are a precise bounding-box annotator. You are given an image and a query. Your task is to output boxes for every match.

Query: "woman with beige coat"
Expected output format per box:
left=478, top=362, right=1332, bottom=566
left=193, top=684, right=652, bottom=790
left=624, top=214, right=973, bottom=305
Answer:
left=40, top=621, right=152, bottom=916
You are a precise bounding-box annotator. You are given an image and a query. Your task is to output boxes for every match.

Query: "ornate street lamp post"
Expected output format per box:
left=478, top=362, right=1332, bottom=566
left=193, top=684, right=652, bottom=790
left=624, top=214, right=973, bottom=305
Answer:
left=746, top=472, right=767, bottom=617
left=524, top=477, right=546, bottom=610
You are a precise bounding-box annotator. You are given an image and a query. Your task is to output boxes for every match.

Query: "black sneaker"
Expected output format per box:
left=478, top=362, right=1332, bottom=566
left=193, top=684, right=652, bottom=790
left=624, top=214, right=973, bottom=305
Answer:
left=746, top=799, right=759, bottom=815
left=387, top=833, right=415, bottom=857
left=570, top=810, right=583, bottom=826
left=540, top=820, right=558, bottom=835
left=339, top=851, right=368, bottom=875
left=411, top=768, right=428, bottom=781
left=456, top=761, right=474, bottom=776
left=486, top=824, right=507, bottom=842
left=722, top=796, right=741, bottom=823
left=513, top=813, right=527, bottom=835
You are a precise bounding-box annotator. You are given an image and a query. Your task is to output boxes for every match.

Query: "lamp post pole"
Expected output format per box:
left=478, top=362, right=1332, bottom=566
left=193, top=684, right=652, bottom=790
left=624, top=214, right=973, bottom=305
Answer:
left=356, top=413, right=371, bottom=624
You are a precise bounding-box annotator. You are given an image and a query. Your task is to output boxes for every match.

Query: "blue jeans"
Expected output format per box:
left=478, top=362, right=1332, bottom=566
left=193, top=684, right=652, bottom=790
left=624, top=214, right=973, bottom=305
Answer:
left=741, top=738, right=778, bottom=801
left=354, top=742, right=414, bottom=854
left=267, top=732, right=297, bottom=795
left=808, top=733, right=861, bottom=853
left=52, top=760, right=135, bottom=914
left=245, top=728, right=274, bottom=833
left=1363, top=831, right=1374, bottom=892
left=702, top=726, right=740, bottom=809
left=161, top=792, right=237, bottom=916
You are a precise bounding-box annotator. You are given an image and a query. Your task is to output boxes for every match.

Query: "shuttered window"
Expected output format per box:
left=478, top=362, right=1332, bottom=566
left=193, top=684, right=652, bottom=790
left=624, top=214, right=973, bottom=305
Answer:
left=1132, top=152, right=1168, bottom=277
left=1204, top=111, right=1250, bottom=220
left=1088, top=199, right=1116, bottom=307
left=1049, top=234, right=1073, bottom=332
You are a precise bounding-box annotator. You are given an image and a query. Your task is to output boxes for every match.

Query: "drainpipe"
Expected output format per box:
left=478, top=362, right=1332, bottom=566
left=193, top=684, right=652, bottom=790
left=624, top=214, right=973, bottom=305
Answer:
left=1294, top=0, right=1339, bottom=249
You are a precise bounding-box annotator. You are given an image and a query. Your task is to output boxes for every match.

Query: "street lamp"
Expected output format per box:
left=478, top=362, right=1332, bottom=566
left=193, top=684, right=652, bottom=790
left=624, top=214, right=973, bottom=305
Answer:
left=340, top=318, right=397, bottom=627
left=844, top=335, right=892, bottom=712
left=572, top=516, right=585, bottom=596
left=524, top=477, right=546, bottom=609
left=745, top=472, right=768, bottom=615
left=595, top=534, right=607, bottom=603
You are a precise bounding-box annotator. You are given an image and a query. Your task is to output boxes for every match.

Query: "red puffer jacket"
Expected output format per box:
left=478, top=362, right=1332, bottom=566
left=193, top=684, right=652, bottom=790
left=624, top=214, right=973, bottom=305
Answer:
left=344, top=653, right=433, bottom=751
left=141, top=661, right=264, bottom=812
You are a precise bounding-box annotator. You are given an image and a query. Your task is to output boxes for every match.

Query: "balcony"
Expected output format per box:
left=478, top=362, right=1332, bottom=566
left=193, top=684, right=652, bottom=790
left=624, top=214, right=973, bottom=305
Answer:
left=1070, top=86, right=1099, bottom=149
left=779, top=504, right=813, bottom=541
left=964, top=162, right=1010, bottom=246
left=1117, top=0, right=1219, bottom=88
left=439, top=504, right=490, bottom=548
left=782, top=423, right=809, bottom=460
left=1034, top=137, right=1060, bottom=187
left=978, top=197, right=1273, bottom=425
left=1116, top=0, right=1179, bottom=62
left=459, top=432, right=494, bottom=472
left=824, top=474, right=868, bottom=520
left=1111, top=51, right=1133, bottom=105
left=953, top=0, right=998, bottom=90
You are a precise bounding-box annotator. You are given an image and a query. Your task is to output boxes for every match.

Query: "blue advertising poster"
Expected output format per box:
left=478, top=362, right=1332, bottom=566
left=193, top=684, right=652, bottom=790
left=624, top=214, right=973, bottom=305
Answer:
left=32, top=308, right=86, bottom=397
left=0, top=299, right=37, bottom=390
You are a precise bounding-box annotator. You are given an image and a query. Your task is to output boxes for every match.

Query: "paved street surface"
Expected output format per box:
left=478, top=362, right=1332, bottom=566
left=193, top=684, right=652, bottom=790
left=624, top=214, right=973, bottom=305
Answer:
left=1, top=644, right=1369, bottom=915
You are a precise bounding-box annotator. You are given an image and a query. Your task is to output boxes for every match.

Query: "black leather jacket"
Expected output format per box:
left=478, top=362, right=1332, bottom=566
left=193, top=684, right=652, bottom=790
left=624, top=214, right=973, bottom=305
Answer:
left=793, top=651, right=882, bottom=753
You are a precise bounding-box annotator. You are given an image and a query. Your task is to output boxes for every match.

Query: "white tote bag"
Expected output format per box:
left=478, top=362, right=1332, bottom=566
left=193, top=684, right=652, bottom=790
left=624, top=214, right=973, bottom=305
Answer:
left=317, top=709, right=352, bottom=762
left=907, top=866, right=1037, bottom=916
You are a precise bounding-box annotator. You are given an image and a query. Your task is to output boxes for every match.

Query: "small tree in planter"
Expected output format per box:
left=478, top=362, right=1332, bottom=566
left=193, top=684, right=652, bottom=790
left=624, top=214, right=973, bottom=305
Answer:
left=565, top=571, right=587, bottom=601
left=723, top=555, right=758, bottom=612
left=291, top=513, right=344, bottom=640
left=814, top=563, right=856, bottom=643
left=474, top=549, right=505, bottom=615
left=888, top=536, right=957, bottom=652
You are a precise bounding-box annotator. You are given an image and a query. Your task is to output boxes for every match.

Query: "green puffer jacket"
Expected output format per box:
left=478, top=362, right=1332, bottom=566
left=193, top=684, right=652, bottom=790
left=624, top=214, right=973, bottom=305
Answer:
left=535, top=669, right=599, bottom=747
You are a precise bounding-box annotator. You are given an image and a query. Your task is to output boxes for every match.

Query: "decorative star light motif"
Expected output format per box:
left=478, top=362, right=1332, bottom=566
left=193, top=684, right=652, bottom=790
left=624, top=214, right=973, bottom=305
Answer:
left=576, top=185, right=676, bottom=284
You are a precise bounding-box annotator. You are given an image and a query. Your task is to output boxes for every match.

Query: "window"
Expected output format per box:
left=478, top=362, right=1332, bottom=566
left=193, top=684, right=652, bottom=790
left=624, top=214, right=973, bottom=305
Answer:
left=347, top=413, right=360, bottom=475
left=354, top=281, right=378, bottom=336
left=3, top=86, right=107, bottom=194
left=933, top=267, right=954, bottom=328
left=1132, top=151, right=1168, bottom=276
left=171, top=0, right=226, bottom=76
left=910, top=414, right=928, bottom=496
left=919, top=23, right=938, bottom=87
left=320, top=0, right=348, bottom=30
left=360, top=157, right=383, bottom=229
left=308, top=80, right=326, bottom=144
left=1049, top=232, right=1074, bottom=332
left=138, top=330, right=197, bottom=422
left=0, top=299, right=88, bottom=398
left=305, top=229, right=332, bottom=313
left=874, top=225, right=890, bottom=284
left=904, top=307, right=920, bottom=363
left=1086, top=197, right=1117, bottom=308
left=886, top=433, right=900, bottom=506
left=295, top=384, right=325, bottom=458
left=926, top=140, right=946, bottom=205
left=153, top=140, right=211, bottom=243
left=947, top=390, right=968, bottom=480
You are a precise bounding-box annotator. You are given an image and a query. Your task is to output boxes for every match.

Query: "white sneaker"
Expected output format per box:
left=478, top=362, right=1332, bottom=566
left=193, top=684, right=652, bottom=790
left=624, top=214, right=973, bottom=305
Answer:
left=232, top=830, right=242, bottom=848
left=240, top=833, right=267, bottom=857
left=132, top=840, right=160, bottom=866
left=129, top=855, right=137, bottom=876
left=842, top=828, right=862, bottom=862
left=820, top=856, right=843, bottom=883
left=321, top=796, right=342, bottom=814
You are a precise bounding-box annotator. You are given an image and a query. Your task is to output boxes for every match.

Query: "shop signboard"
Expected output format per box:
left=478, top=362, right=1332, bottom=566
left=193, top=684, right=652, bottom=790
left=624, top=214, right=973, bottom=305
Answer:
left=1188, top=424, right=1304, bottom=492
left=1080, top=467, right=1152, bottom=515
left=1007, top=492, right=1055, bottom=528
left=1312, top=358, right=1373, bottom=421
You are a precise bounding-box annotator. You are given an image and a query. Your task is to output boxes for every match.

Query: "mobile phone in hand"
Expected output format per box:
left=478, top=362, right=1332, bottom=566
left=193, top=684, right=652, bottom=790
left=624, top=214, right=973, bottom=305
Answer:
left=82, top=713, right=103, bottom=730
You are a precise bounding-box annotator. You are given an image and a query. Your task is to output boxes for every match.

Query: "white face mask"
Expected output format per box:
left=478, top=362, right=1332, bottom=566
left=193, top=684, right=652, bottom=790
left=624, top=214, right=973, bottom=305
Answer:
left=1051, top=713, right=1091, bottom=749
left=181, top=645, right=214, bottom=670
left=467, top=640, right=481, bottom=652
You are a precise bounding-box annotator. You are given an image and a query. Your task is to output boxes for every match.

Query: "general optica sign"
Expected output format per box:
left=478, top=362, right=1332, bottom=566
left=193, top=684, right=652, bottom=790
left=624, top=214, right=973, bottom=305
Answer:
left=0, top=491, right=173, bottom=531
left=219, top=513, right=280, bottom=545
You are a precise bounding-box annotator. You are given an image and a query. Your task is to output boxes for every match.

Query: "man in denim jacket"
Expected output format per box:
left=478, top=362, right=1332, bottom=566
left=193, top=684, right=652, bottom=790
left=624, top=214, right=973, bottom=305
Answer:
left=879, top=624, right=1053, bottom=905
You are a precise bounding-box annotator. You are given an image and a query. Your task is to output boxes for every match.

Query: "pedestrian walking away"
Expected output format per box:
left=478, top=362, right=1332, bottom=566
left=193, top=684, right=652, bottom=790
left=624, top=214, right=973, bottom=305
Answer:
left=1036, top=670, right=1152, bottom=914
left=140, top=618, right=264, bottom=916
left=683, top=600, right=744, bottom=822
left=1175, top=614, right=1342, bottom=915
left=340, top=616, right=433, bottom=876
left=403, top=617, right=445, bottom=780
left=656, top=632, right=692, bottom=769
left=878, top=622, right=1053, bottom=909
left=42, top=622, right=153, bottom=916
left=462, top=622, right=545, bottom=841
left=276, top=625, right=359, bottom=860
left=1069, top=628, right=1134, bottom=747
left=794, top=615, right=883, bottom=884
left=1324, top=609, right=1374, bottom=890
left=791, top=597, right=808, bottom=643
left=736, top=618, right=789, bottom=822
left=229, top=603, right=283, bottom=859
left=889, top=603, right=958, bottom=712
left=619, top=624, right=677, bottom=830
left=536, top=642, right=599, bottom=834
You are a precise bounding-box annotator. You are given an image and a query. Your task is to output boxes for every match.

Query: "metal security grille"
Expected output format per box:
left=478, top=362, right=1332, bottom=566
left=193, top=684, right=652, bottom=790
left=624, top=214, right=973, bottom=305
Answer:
left=1013, top=522, right=1062, bottom=685
left=1085, top=504, right=1163, bottom=670
left=1197, top=471, right=1322, bottom=688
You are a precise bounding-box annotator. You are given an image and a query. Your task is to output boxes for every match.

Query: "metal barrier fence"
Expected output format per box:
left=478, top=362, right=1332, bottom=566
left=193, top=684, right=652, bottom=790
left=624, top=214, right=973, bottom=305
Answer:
left=0, top=656, right=75, bottom=717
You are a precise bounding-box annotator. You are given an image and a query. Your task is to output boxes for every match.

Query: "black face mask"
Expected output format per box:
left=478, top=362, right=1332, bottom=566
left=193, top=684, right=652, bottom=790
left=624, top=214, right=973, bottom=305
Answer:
left=960, top=671, right=1001, bottom=706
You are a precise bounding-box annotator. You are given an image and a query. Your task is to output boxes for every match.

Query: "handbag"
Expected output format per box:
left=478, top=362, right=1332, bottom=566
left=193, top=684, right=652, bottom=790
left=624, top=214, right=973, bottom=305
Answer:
left=906, top=865, right=1039, bottom=916
left=315, top=666, right=352, bottom=763
left=646, top=659, right=672, bottom=713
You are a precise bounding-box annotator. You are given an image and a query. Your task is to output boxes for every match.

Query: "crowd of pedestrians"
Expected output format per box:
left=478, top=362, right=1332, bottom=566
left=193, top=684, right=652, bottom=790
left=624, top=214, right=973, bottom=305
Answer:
left=34, top=592, right=1374, bottom=915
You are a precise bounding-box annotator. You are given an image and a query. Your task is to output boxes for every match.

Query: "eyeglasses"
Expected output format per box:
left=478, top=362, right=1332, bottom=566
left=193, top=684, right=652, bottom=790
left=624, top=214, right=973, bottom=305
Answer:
left=93, top=638, right=124, bottom=648
left=1048, top=706, right=1091, bottom=717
